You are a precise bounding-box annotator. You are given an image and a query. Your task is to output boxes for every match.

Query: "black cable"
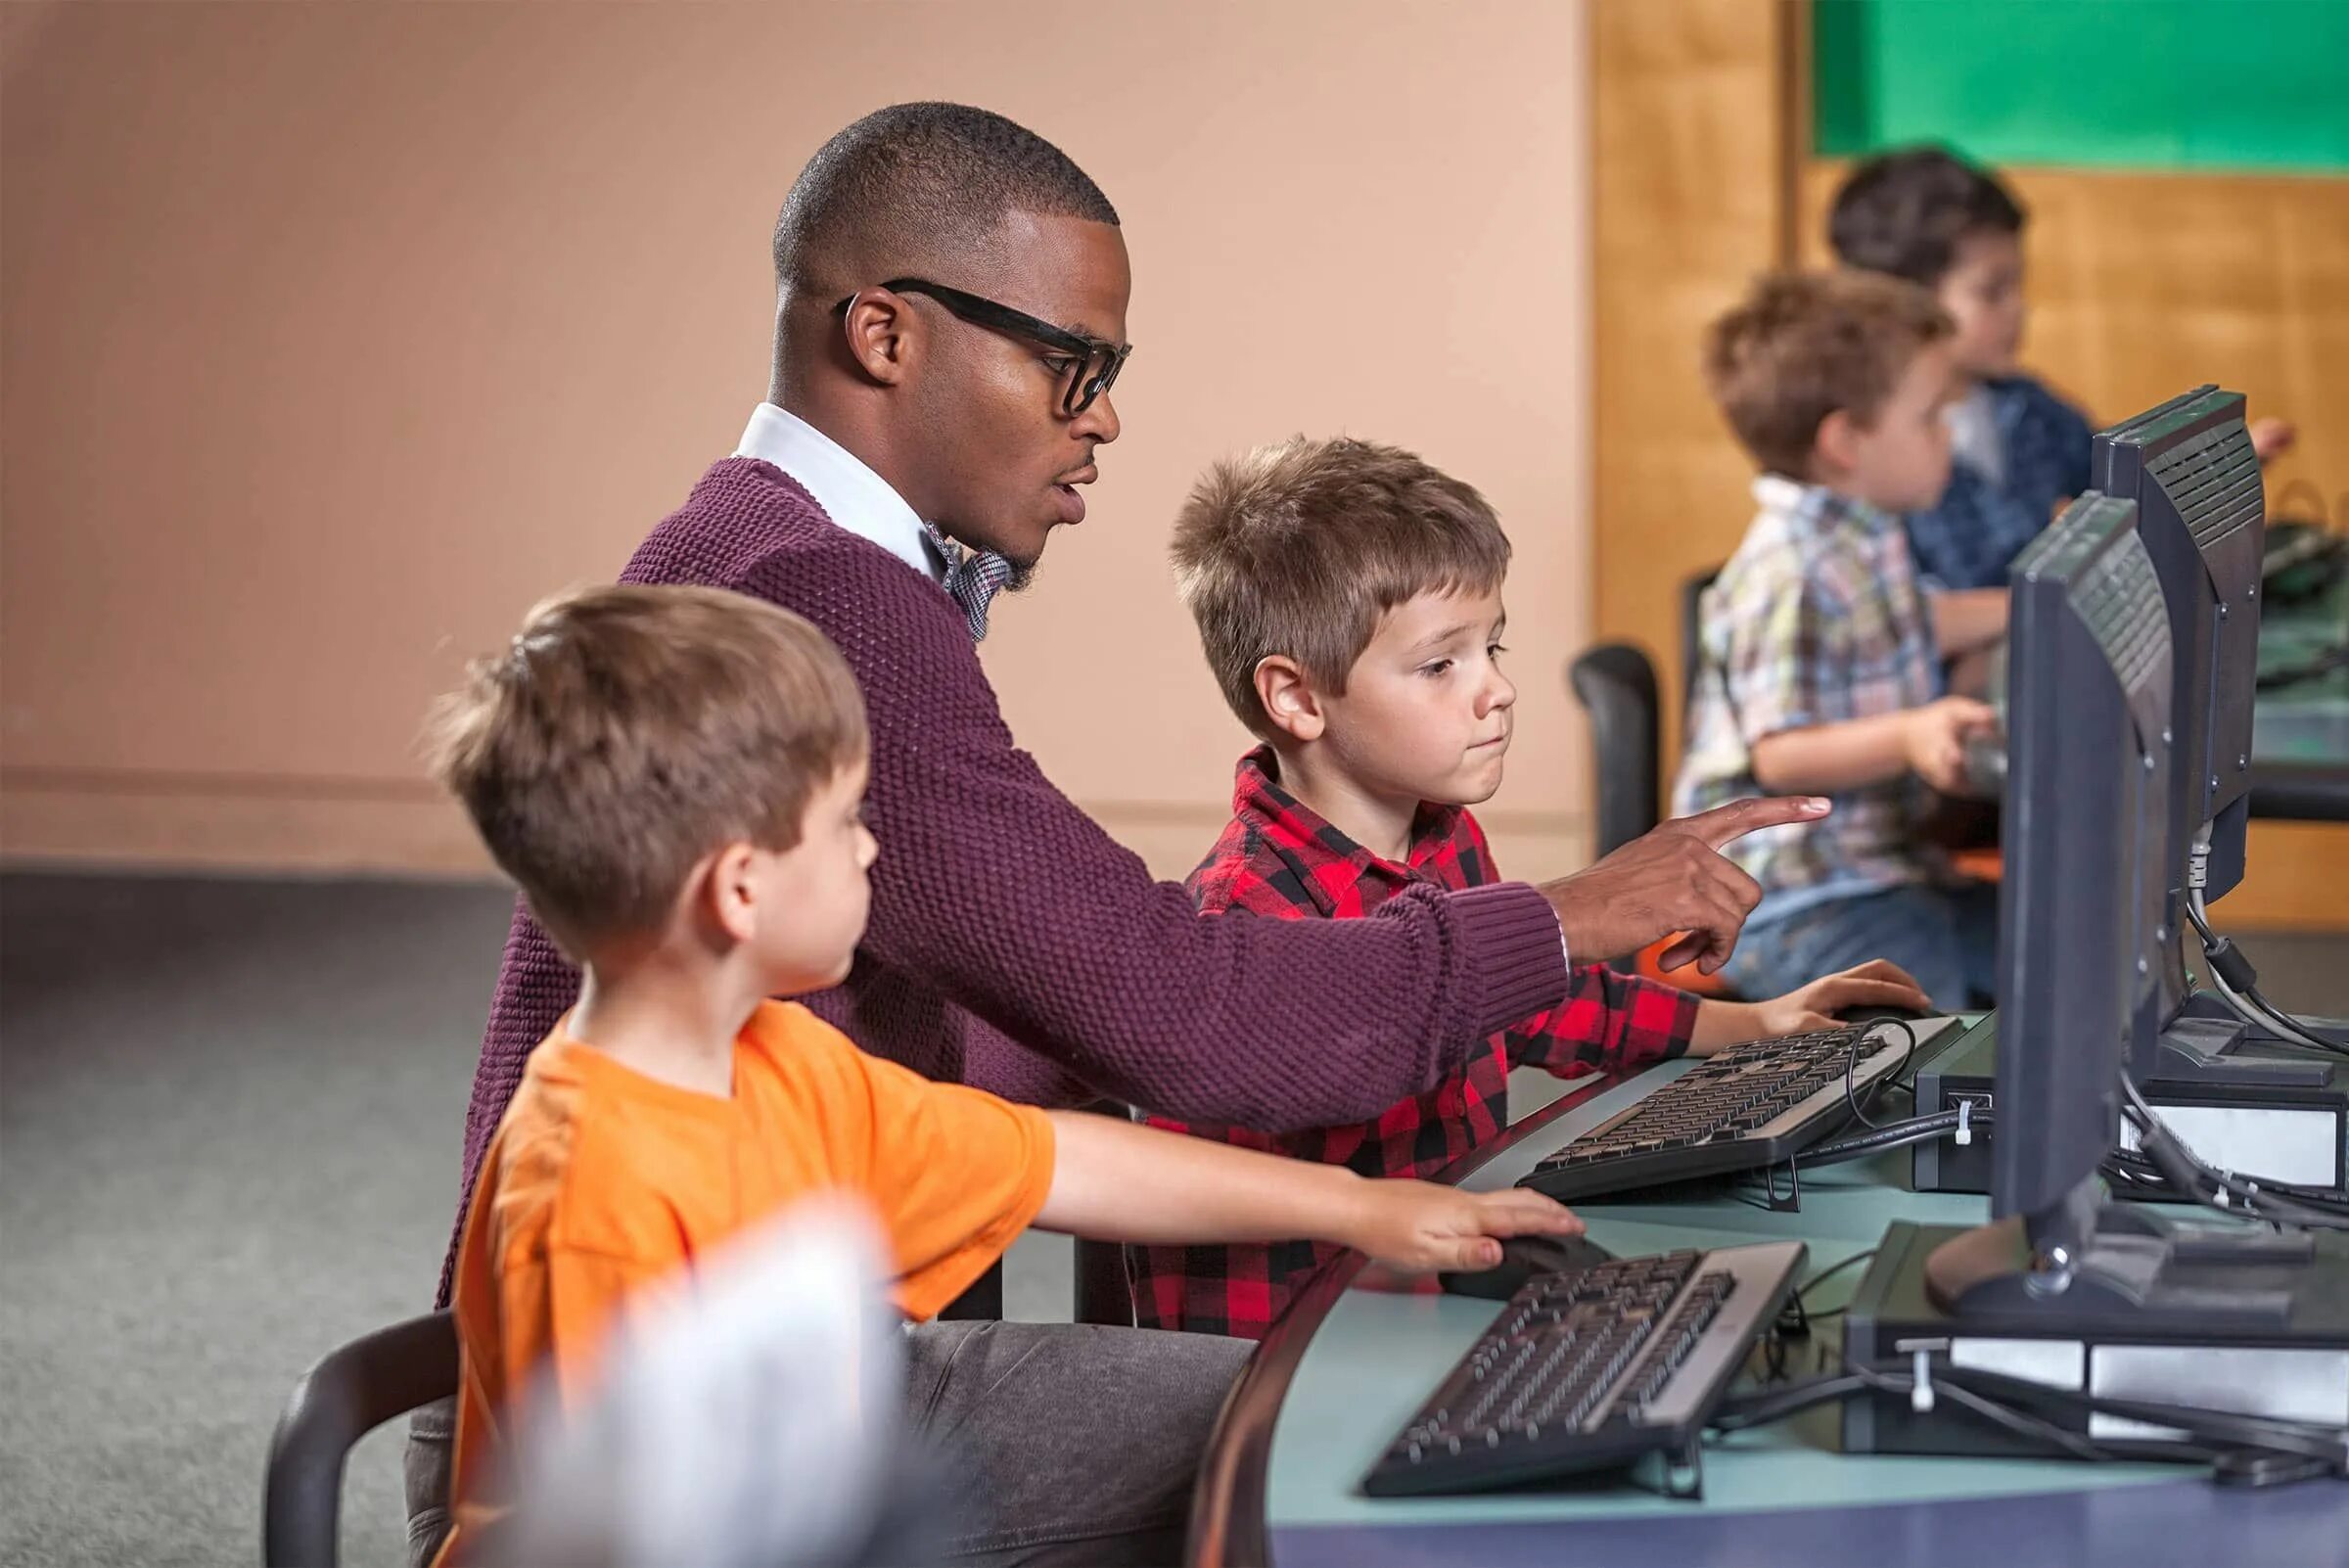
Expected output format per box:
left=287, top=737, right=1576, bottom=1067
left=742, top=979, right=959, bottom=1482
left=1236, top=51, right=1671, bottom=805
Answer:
left=1842, top=1019, right=1919, bottom=1131
left=1845, top=1359, right=2116, bottom=1464
left=2242, top=980, right=2349, bottom=1060
left=1710, top=1371, right=1869, bottom=1432
left=1924, top=1364, right=2349, bottom=1476
left=1775, top=1247, right=1881, bottom=1331
left=2120, top=1078, right=2349, bottom=1232
left=1795, top=1249, right=1878, bottom=1303
left=1801, top=1107, right=1981, bottom=1169
left=2101, top=1148, right=2349, bottom=1218
left=1717, top=1361, right=2110, bottom=1461
left=1712, top=1357, right=2348, bottom=1484
left=2183, top=897, right=2349, bottom=1061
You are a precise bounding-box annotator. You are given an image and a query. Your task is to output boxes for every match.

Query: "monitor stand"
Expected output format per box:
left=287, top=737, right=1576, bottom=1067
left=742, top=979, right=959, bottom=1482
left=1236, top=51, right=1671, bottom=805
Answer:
left=2151, top=1004, right=2330, bottom=1087
left=1842, top=1213, right=2349, bottom=1462
left=1924, top=1185, right=2315, bottom=1331
left=2148, top=878, right=2342, bottom=1087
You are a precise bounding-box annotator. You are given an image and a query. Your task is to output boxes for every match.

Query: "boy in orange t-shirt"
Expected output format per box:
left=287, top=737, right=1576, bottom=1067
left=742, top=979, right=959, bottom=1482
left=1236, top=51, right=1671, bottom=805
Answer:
left=420, top=584, right=1582, bottom=1568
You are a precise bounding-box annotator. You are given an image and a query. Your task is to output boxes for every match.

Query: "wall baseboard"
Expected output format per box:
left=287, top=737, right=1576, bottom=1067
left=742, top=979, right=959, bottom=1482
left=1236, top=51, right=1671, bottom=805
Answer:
left=0, top=781, right=1594, bottom=891
left=0, top=780, right=493, bottom=879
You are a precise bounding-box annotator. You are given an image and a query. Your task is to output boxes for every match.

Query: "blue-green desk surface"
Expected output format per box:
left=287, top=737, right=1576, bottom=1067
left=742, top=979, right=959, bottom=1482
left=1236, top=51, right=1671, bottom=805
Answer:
left=1196, top=1056, right=2349, bottom=1567
left=2254, top=575, right=2349, bottom=820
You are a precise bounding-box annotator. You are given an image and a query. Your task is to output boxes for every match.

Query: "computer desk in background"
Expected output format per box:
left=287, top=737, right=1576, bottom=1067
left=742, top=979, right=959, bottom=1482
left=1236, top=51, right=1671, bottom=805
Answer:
left=2251, top=567, right=2349, bottom=823
left=1186, top=1056, right=2347, bottom=1568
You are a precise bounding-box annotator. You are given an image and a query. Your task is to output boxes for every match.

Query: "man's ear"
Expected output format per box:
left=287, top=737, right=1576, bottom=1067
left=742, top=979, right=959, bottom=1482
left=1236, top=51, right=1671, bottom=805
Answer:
left=696, top=842, right=761, bottom=946
left=1813, top=408, right=1864, bottom=482
left=839, top=288, right=917, bottom=390
left=1253, top=655, right=1327, bottom=744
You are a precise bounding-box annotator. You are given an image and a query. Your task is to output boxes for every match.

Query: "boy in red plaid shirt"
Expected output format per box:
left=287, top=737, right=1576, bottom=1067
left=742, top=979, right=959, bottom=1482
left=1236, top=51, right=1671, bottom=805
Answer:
left=1131, top=437, right=1929, bottom=1339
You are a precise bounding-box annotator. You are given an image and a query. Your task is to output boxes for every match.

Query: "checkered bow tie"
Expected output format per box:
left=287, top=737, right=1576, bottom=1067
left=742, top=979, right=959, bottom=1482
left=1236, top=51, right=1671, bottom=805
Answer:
left=921, top=522, right=1014, bottom=643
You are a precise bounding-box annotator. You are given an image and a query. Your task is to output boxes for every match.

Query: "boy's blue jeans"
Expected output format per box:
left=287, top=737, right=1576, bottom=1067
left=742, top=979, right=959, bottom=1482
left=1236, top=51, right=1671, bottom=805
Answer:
left=1724, top=882, right=1999, bottom=1013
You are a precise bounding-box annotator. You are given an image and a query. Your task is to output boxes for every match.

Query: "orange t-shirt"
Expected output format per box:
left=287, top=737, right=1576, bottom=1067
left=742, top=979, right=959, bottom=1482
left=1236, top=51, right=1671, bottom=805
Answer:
left=438, top=999, right=1055, bottom=1563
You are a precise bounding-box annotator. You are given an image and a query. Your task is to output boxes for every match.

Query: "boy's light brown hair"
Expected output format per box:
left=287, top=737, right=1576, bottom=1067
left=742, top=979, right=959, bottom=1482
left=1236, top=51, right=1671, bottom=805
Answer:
left=1171, top=436, right=1511, bottom=741
left=426, top=584, right=868, bottom=951
left=1704, top=269, right=1953, bottom=480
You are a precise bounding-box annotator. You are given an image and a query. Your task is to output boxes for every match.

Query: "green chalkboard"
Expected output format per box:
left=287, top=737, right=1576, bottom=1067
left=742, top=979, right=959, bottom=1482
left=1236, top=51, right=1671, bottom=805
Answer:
left=1814, top=0, right=2349, bottom=173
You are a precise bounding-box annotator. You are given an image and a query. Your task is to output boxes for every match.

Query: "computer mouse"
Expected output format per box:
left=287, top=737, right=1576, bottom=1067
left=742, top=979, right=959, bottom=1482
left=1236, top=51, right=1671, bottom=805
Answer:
left=1843, top=1004, right=1931, bottom=1024
left=1437, top=1233, right=1616, bottom=1302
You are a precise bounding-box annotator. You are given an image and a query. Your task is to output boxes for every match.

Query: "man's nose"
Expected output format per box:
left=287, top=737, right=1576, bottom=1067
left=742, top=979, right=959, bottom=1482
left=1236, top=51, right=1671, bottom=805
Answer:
left=1073, top=388, right=1121, bottom=446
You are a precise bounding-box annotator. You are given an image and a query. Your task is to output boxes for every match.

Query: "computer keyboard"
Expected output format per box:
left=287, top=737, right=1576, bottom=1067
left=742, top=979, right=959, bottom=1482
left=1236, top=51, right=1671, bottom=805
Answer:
left=1518, top=1023, right=1922, bottom=1203
left=1361, top=1240, right=1806, bottom=1496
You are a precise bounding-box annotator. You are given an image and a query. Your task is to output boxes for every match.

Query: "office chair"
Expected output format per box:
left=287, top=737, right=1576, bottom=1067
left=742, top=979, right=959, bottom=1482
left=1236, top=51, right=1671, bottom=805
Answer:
left=264, top=1311, right=458, bottom=1568
left=938, top=1261, right=1004, bottom=1319
left=1680, top=565, right=1721, bottom=712
left=1567, top=642, right=1663, bottom=859
left=1073, top=1100, right=1135, bottom=1324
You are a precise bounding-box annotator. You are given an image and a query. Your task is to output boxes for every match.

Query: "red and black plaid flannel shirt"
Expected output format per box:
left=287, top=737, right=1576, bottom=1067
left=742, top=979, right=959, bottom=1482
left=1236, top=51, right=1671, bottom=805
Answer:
left=1128, top=747, right=1699, bottom=1340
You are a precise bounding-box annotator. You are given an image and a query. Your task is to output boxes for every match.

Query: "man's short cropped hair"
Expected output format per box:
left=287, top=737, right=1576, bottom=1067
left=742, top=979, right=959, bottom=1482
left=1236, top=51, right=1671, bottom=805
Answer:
left=1171, top=437, right=1511, bottom=740
left=427, top=585, right=868, bottom=951
left=1703, top=270, right=1953, bottom=480
left=1828, top=146, right=2026, bottom=287
left=774, top=102, right=1118, bottom=294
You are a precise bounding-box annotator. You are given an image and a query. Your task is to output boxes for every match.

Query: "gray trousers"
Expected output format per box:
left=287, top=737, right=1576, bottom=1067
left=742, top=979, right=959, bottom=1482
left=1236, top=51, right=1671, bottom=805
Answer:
left=406, top=1319, right=1251, bottom=1568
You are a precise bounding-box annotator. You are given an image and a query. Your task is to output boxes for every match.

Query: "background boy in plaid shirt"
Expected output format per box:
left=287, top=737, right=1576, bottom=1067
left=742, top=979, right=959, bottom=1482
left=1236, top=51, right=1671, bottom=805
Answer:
left=1128, top=436, right=1929, bottom=1339
left=1675, top=270, right=2011, bottom=1014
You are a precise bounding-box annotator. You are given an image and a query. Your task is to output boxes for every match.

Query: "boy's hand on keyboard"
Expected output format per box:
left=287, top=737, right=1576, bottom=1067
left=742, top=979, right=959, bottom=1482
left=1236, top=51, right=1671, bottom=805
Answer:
left=1754, top=959, right=1930, bottom=1035
left=1346, top=1182, right=1584, bottom=1273
left=1541, top=795, right=1832, bottom=973
left=1903, top=696, right=1998, bottom=794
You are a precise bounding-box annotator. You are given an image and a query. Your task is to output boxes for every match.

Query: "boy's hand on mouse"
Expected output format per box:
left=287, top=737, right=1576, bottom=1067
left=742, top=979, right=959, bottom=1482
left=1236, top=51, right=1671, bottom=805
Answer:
left=1343, top=1181, right=1584, bottom=1273
left=2250, top=417, right=2296, bottom=465
left=1903, top=696, right=1998, bottom=795
left=1751, top=959, right=1931, bottom=1035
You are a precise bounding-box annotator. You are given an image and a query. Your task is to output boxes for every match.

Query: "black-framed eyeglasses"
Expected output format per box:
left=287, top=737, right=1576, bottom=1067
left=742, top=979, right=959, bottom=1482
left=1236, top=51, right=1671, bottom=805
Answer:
left=833, top=277, right=1130, bottom=417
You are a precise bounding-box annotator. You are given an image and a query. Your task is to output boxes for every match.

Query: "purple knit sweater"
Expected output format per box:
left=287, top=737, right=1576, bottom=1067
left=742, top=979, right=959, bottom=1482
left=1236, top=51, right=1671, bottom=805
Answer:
left=438, top=458, right=1568, bottom=1302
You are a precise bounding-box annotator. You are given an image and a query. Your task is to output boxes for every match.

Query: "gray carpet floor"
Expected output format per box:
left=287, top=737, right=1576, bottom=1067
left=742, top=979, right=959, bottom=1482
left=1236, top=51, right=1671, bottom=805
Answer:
left=0, top=872, right=1077, bottom=1568
left=2, top=870, right=2344, bottom=1567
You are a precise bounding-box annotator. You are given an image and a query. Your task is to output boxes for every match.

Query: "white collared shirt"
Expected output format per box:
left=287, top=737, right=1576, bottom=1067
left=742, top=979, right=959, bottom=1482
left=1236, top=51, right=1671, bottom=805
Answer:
left=736, top=403, right=944, bottom=584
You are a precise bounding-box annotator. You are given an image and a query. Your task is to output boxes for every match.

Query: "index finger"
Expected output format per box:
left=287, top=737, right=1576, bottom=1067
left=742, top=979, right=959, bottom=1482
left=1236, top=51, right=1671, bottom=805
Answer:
left=1670, top=795, right=1831, bottom=851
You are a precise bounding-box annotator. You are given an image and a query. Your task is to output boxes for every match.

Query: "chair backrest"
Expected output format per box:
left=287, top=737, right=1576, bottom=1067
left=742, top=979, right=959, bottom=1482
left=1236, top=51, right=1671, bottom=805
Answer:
left=264, top=1311, right=459, bottom=1568
left=1073, top=1101, right=1136, bottom=1324
left=1566, top=642, right=1662, bottom=860
left=1679, top=565, right=1722, bottom=714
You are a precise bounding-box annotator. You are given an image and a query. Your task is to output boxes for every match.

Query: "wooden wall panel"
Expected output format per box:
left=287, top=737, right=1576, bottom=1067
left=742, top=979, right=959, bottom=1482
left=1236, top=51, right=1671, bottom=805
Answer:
left=1590, top=0, right=1798, bottom=760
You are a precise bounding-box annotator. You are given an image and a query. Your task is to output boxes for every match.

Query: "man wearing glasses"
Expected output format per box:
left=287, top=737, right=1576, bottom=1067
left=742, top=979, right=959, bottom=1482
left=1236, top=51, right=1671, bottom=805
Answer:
left=416, top=102, right=1826, bottom=1567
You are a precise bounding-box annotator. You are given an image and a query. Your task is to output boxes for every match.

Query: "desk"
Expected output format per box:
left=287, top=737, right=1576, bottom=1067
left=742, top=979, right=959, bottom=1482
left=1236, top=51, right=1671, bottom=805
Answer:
left=1188, top=1063, right=2349, bottom=1568
left=2252, top=574, right=2349, bottom=822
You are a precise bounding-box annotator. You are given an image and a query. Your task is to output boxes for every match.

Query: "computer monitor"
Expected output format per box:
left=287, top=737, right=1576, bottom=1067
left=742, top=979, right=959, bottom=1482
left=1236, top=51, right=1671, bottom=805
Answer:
left=1987, top=493, right=2173, bottom=1242
left=1926, top=494, right=2317, bottom=1327
left=2091, top=388, right=2264, bottom=908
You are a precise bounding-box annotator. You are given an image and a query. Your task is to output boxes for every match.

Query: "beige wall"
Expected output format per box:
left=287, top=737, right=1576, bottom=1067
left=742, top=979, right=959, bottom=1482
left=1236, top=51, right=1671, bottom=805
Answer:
left=0, top=1, right=1596, bottom=883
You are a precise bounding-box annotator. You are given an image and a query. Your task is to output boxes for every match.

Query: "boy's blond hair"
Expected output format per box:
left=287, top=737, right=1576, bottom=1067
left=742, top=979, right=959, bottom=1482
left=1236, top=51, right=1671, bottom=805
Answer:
left=1170, top=436, right=1510, bottom=740
left=427, top=584, right=868, bottom=951
left=1704, top=269, right=1953, bottom=480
